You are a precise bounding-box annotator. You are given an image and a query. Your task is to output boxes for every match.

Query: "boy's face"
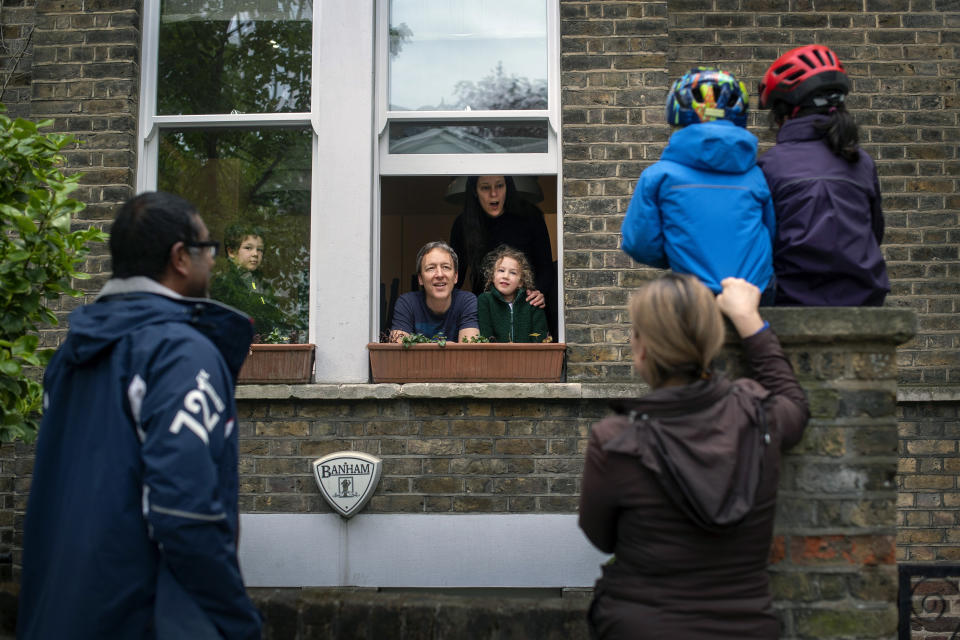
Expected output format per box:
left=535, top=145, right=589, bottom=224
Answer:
left=228, top=235, right=264, bottom=272
left=493, top=256, right=521, bottom=301
left=417, top=248, right=457, bottom=303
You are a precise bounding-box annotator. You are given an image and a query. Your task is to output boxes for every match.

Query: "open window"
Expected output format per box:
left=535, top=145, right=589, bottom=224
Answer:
left=375, top=0, right=563, bottom=348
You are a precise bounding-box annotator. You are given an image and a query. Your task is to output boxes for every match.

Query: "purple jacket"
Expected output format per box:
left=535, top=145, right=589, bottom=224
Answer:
left=757, top=116, right=889, bottom=306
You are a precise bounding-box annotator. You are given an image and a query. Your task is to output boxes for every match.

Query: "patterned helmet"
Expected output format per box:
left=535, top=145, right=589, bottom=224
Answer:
left=666, top=67, right=750, bottom=128
left=759, top=44, right=850, bottom=110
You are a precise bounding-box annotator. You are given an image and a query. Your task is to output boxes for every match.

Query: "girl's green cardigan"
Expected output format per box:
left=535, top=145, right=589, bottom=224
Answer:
left=477, top=287, right=550, bottom=343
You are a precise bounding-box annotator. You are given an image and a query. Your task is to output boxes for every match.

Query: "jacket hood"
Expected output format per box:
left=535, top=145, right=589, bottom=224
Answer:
left=661, top=120, right=759, bottom=174
left=775, top=114, right=832, bottom=144
left=64, top=277, right=254, bottom=377
left=606, top=375, right=771, bottom=532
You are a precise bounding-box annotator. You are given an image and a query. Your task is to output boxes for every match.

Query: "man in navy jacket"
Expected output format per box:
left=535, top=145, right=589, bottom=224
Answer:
left=19, top=192, right=262, bottom=639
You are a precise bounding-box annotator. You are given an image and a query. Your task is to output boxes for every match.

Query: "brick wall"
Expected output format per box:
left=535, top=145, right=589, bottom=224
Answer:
left=226, top=307, right=909, bottom=638
left=0, top=0, right=35, bottom=118
left=29, top=0, right=140, bottom=346
left=559, top=0, right=960, bottom=385
left=898, top=399, right=960, bottom=562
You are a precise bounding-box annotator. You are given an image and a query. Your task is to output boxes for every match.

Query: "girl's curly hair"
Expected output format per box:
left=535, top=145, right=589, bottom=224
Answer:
left=482, top=245, right=535, bottom=293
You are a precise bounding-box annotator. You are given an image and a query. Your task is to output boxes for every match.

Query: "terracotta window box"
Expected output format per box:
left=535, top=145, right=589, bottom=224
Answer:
left=238, top=343, right=316, bottom=384
left=367, top=343, right=566, bottom=383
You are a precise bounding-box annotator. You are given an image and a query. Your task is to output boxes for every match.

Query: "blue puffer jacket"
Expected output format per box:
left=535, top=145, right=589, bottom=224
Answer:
left=621, top=120, right=775, bottom=293
left=19, top=278, right=261, bottom=640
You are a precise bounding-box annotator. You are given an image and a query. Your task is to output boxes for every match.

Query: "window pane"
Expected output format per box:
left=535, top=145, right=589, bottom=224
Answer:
left=158, top=0, right=312, bottom=115
left=158, top=127, right=311, bottom=343
left=388, top=0, right=547, bottom=111
left=389, top=121, right=547, bottom=154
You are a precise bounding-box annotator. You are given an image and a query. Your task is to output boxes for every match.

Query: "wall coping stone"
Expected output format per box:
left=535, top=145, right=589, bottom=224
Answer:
left=745, top=308, right=916, bottom=345
left=897, top=385, right=960, bottom=403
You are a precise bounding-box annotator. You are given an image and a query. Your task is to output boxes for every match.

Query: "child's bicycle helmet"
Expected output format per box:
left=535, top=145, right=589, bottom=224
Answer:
left=759, top=44, right=850, bottom=109
left=666, top=67, right=749, bottom=127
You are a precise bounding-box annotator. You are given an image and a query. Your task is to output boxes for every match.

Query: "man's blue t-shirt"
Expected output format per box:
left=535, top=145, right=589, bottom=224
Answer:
left=392, top=289, right=479, bottom=340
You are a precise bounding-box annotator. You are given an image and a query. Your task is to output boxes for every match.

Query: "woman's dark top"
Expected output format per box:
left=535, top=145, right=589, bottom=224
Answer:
left=579, top=329, right=809, bottom=639
left=449, top=207, right=553, bottom=295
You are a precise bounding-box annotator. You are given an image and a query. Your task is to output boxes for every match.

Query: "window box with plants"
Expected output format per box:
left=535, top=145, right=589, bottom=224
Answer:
left=367, top=334, right=565, bottom=383
left=238, top=330, right=315, bottom=384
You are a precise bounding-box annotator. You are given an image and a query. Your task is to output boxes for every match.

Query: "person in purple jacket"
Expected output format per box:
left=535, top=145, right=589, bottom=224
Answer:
left=757, top=44, right=890, bottom=306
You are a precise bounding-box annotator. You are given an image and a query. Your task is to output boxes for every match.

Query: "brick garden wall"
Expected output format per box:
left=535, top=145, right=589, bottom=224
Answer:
left=228, top=308, right=910, bottom=638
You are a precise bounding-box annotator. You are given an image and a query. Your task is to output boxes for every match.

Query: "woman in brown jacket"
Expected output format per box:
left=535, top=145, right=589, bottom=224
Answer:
left=579, top=274, right=809, bottom=639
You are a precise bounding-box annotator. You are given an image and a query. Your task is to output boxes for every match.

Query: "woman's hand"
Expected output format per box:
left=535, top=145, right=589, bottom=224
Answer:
left=716, top=278, right=765, bottom=338
left=525, top=289, right=546, bottom=308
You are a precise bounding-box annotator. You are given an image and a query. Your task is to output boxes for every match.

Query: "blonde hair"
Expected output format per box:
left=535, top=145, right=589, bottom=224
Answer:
left=482, top=245, right=535, bottom=292
left=629, top=273, right=724, bottom=388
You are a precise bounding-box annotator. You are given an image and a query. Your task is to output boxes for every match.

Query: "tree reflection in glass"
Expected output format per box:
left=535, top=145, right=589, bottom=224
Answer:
left=158, top=0, right=312, bottom=115
left=158, top=128, right=311, bottom=342
left=388, top=0, right=547, bottom=112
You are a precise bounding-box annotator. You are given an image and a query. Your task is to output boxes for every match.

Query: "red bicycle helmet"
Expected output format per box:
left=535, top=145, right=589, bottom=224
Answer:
left=759, top=45, right=850, bottom=109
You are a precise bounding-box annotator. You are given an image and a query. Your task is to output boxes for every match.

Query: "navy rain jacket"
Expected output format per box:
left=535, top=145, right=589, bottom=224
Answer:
left=19, top=278, right=261, bottom=640
left=757, top=115, right=889, bottom=306
left=621, top=120, right=775, bottom=293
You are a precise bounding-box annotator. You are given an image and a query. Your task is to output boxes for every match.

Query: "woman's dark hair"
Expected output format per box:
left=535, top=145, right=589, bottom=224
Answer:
left=769, top=96, right=860, bottom=163
left=460, top=175, right=520, bottom=291
left=110, top=191, right=200, bottom=280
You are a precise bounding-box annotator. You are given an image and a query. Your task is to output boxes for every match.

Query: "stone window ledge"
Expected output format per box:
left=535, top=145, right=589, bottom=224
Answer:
left=236, top=382, right=647, bottom=401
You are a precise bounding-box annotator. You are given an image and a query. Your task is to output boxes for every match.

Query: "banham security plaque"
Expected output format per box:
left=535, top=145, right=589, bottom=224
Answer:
left=312, top=451, right=382, bottom=518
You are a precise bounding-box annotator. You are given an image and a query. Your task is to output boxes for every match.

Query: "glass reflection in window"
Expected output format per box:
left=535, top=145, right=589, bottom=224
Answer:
left=388, top=0, right=547, bottom=111
left=158, top=128, right=311, bottom=343
left=389, top=121, right=547, bottom=154
left=158, top=0, right=312, bottom=115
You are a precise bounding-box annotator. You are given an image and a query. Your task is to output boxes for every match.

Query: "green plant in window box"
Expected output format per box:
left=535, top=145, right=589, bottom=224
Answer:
left=0, top=108, right=108, bottom=442
left=399, top=333, right=491, bottom=348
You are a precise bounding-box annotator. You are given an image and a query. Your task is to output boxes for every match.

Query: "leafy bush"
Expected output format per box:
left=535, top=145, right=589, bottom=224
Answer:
left=0, top=108, right=107, bottom=442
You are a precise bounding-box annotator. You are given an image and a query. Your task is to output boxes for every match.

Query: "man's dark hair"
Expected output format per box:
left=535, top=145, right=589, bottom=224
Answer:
left=224, top=223, right=265, bottom=253
left=110, top=192, right=201, bottom=280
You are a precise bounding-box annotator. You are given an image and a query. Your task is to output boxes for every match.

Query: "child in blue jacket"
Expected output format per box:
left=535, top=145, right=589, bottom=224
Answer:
left=621, top=68, right=775, bottom=300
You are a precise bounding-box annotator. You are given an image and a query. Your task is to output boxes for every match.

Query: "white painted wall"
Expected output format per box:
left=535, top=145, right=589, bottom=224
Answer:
left=239, top=513, right=607, bottom=588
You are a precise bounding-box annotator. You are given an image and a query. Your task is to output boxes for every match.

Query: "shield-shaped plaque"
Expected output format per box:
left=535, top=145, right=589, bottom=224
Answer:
left=312, top=451, right=382, bottom=518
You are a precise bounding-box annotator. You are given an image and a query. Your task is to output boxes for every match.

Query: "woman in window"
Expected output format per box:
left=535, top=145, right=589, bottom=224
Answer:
left=449, top=175, right=554, bottom=333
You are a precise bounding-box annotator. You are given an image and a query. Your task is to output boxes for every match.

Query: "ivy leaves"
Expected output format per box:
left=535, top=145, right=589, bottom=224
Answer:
left=0, top=109, right=107, bottom=442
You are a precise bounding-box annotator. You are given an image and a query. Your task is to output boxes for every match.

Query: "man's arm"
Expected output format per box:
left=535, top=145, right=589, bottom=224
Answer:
left=140, top=337, right=261, bottom=640
left=390, top=294, right=415, bottom=343
left=456, top=291, right=480, bottom=343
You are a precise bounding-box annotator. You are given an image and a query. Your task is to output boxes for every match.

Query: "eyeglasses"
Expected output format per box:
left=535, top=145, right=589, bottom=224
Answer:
left=185, top=240, right=220, bottom=258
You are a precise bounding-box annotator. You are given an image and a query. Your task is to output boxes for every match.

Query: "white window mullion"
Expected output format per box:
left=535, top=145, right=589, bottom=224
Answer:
left=136, top=0, right=162, bottom=193
left=311, top=0, right=375, bottom=381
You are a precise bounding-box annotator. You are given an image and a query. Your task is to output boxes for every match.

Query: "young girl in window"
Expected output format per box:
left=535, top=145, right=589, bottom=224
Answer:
left=477, top=246, right=550, bottom=343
